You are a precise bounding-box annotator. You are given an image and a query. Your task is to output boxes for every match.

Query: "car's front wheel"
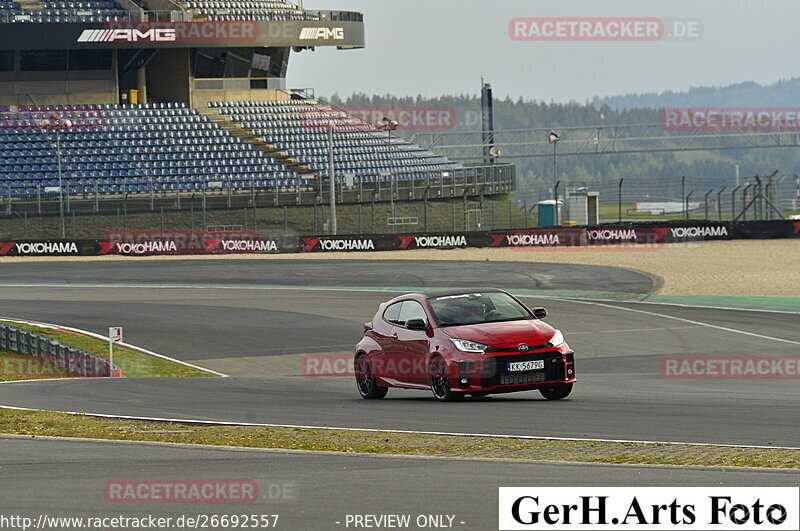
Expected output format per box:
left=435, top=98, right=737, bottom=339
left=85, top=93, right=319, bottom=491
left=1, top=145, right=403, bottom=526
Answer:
left=355, top=354, right=387, bottom=399
left=539, top=383, right=573, bottom=400
left=428, top=356, right=463, bottom=402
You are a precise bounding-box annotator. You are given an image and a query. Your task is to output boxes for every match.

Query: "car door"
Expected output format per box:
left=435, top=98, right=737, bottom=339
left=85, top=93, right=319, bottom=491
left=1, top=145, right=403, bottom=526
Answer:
left=392, top=300, right=432, bottom=387
left=372, top=301, right=403, bottom=382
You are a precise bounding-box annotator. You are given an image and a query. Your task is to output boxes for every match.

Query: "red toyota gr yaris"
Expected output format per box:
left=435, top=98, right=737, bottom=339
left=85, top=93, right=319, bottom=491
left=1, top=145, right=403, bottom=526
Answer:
left=354, top=288, right=575, bottom=401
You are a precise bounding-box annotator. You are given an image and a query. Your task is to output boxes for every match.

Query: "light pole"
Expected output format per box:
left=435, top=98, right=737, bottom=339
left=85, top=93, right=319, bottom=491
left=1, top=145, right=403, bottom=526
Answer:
left=377, top=116, right=399, bottom=231
left=328, top=122, right=337, bottom=235
left=547, top=131, right=559, bottom=225
left=43, top=114, right=72, bottom=239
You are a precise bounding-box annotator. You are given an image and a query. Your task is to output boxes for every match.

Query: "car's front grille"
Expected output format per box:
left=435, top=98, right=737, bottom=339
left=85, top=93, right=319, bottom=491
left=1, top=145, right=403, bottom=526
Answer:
left=481, top=352, right=565, bottom=388
left=499, top=371, right=548, bottom=386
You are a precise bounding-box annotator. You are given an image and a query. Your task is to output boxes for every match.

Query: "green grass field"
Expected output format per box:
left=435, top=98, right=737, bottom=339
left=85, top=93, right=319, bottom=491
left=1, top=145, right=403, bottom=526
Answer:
left=0, top=197, right=527, bottom=239
left=1, top=198, right=796, bottom=240
left=0, top=408, right=797, bottom=469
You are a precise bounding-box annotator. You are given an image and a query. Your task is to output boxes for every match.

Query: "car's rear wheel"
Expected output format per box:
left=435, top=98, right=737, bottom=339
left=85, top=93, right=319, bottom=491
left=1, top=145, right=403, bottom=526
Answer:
left=355, top=354, right=387, bottom=399
left=539, top=383, right=573, bottom=400
left=428, top=356, right=463, bottom=401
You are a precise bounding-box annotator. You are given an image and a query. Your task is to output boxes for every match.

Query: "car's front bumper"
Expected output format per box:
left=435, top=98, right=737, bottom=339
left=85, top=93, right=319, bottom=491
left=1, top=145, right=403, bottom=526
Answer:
left=452, top=349, right=575, bottom=392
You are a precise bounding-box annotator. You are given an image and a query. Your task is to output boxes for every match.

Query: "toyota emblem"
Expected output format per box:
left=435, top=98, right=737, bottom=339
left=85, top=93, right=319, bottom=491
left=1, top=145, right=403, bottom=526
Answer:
left=517, top=344, right=529, bottom=353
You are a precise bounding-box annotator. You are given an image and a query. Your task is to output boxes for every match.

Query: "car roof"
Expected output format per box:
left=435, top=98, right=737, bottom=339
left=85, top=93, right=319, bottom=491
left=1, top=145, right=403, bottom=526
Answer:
left=421, top=287, right=506, bottom=300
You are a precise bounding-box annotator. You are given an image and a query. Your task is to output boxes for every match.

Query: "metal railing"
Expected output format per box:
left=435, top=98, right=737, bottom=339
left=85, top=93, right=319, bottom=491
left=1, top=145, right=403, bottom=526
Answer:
left=0, top=8, right=362, bottom=23
left=412, top=123, right=800, bottom=161
left=0, top=322, right=119, bottom=377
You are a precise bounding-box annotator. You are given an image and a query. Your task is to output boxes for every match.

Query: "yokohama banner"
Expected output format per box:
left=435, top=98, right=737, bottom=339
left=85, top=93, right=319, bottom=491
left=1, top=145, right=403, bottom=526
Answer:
left=0, top=240, right=87, bottom=256
left=0, top=220, right=797, bottom=257
left=101, top=230, right=288, bottom=254
left=490, top=229, right=584, bottom=247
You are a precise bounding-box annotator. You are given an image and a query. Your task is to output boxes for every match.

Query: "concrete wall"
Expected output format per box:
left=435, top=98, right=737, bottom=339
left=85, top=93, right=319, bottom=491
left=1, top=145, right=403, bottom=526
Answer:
left=0, top=70, right=117, bottom=105
left=191, top=87, right=288, bottom=109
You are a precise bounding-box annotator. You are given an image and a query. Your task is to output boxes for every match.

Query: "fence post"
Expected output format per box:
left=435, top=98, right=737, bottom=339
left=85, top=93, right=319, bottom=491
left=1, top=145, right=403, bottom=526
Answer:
left=423, top=191, right=428, bottom=233
left=523, top=200, right=528, bottom=227
left=681, top=176, right=687, bottom=220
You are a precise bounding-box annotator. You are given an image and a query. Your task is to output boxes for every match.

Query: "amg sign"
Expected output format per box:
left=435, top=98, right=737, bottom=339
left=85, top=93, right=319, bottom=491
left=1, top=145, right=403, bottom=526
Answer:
left=299, top=27, right=344, bottom=40
left=77, top=28, right=177, bottom=42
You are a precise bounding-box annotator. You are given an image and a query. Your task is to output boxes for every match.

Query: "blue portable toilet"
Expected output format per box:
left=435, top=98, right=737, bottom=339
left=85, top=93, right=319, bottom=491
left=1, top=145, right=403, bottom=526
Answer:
left=537, top=200, right=562, bottom=227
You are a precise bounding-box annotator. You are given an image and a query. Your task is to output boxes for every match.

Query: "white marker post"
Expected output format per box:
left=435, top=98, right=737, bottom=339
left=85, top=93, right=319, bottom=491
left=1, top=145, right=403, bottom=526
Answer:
left=108, top=327, right=123, bottom=377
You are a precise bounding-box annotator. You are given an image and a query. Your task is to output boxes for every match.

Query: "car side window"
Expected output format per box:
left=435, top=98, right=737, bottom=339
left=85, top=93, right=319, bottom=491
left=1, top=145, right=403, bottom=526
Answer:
left=397, top=301, right=427, bottom=327
left=383, top=302, right=402, bottom=325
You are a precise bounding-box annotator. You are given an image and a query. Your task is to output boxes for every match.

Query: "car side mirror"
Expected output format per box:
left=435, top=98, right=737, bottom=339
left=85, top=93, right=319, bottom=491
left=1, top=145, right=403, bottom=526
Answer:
left=532, top=307, right=548, bottom=319
left=405, top=318, right=428, bottom=331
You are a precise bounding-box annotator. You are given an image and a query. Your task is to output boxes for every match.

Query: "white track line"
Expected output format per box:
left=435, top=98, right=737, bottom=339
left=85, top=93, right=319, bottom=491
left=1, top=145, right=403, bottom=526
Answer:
left=521, top=298, right=800, bottom=347
left=1, top=404, right=797, bottom=451
left=0, top=317, right=227, bottom=377
left=566, top=297, right=800, bottom=316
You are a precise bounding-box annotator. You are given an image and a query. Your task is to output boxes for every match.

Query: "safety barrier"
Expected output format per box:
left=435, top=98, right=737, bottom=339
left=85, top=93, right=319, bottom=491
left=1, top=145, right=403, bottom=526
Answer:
left=0, top=220, right=797, bottom=256
left=0, top=323, right=121, bottom=377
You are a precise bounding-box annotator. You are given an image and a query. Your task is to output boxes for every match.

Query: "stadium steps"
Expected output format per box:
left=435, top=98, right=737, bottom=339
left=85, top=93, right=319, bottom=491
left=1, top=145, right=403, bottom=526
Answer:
left=18, top=0, right=44, bottom=10
left=199, top=108, right=312, bottom=173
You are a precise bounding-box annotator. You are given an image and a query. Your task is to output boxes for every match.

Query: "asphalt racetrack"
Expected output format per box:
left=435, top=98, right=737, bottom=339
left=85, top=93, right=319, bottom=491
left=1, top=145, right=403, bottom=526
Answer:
left=1, top=258, right=799, bottom=529
left=4, top=436, right=798, bottom=530
left=0, top=259, right=798, bottom=447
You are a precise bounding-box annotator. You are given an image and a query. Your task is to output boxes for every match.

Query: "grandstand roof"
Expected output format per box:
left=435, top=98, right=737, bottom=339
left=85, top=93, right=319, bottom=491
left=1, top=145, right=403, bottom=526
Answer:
left=0, top=10, right=364, bottom=49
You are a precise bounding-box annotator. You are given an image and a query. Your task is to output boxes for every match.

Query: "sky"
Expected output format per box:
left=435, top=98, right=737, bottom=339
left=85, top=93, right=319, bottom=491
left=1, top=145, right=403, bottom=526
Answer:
left=288, top=0, right=800, bottom=102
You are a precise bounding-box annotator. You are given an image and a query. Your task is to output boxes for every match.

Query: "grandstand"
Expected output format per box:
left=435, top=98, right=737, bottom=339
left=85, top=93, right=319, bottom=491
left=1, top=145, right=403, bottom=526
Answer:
left=0, top=0, right=514, bottom=220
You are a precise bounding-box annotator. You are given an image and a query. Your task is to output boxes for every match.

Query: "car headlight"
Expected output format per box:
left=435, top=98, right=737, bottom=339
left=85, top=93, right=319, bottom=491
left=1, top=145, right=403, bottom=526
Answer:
left=450, top=339, right=489, bottom=353
left=548, top=329, right=565, bottom=347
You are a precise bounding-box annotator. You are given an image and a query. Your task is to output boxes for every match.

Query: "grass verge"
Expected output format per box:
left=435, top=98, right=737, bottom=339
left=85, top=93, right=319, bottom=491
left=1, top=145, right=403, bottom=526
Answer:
left=0, top=321, right=212, bottom=378
left=1, top=408, right=797, bottom=469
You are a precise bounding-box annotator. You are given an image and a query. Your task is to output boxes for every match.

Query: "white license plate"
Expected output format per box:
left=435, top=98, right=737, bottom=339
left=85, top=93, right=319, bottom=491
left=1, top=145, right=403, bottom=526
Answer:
left=507, top=360, right=544, bottom=372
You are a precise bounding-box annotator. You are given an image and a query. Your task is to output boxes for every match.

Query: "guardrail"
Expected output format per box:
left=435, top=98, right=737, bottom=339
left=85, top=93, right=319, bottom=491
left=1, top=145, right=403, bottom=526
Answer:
left=0, top=322, right=121, bottom=377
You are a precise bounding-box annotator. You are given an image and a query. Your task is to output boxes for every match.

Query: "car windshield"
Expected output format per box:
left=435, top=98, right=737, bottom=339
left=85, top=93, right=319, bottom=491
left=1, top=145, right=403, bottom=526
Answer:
left=428, top=292, right=532, bottom=327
